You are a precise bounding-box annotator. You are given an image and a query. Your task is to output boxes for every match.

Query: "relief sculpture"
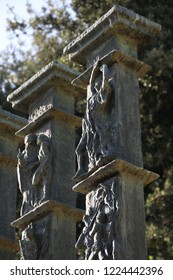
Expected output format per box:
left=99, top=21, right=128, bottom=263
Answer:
left=74, top=59, right=119, bottom=260
left=73, top=59, right=116, bottom=182
left=20, top=224, right=37, bottom=260
left=20, top=217, right=50, bottom=260
left=32, top=134, right=52, bottom=205
left=76, top=182, right=120, bottom=260
left=17, top=134, right=39, bottom=216
left=17, top=133, right=51, bottom=259
left=17, top=133, right=52, bottom=216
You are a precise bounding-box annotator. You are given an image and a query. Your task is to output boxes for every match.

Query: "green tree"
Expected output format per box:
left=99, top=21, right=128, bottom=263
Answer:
left=0, top=1, right=79, bottom=99
left=0, top=0, right=172, bottom=259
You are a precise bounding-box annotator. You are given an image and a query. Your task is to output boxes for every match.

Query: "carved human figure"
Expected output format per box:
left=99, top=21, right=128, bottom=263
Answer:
left=74, top=58, right=115, bottom=182
left=103, top=209, right=118, bottom=259
left=87, top=195, right=116, bottom=260
left=90, top=63, right=115, bottom=166
left=20, top=224, right=37, bottom=259
left=76, top=186, right=104, bottom=259
left=32, top=134, right=51, bottom=205
left=76, top=184, right=118, bottom=260
left=20, top=217, right=50, bottom=260
left=75, top=213, right=92, bottom=259
left=17, top=134, right=39, bottom=216
left=87, top=208, right=107, bottom=260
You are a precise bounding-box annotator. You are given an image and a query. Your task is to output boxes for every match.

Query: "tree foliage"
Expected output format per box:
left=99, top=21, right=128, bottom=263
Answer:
left=0, top=0, right=173, bottom=259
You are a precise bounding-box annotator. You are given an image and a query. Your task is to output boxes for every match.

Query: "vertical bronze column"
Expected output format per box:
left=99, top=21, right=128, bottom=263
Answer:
left=64, top=5, right=161, bottom=259
left=8, top=61, right=84, bottom=259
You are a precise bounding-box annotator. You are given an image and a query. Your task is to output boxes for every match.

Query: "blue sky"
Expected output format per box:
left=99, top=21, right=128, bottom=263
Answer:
left=0, top=0, right=71, bottom=52
left=0, top=0, right=47, bottom=51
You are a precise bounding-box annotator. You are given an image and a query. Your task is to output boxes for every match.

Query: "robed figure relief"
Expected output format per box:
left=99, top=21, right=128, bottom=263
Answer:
left=73, top=59, right=116, bottom=182
left=17, top=133, right=51, bottom=216
left=17, top=134, right=39, bottom=216
left=32, top=134, right=52, bottom=205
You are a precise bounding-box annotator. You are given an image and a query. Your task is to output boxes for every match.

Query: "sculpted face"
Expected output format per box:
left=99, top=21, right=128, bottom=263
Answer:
left=24, top=134, right=37, bottom=146
left=37, top=134, right=49, bottom=145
